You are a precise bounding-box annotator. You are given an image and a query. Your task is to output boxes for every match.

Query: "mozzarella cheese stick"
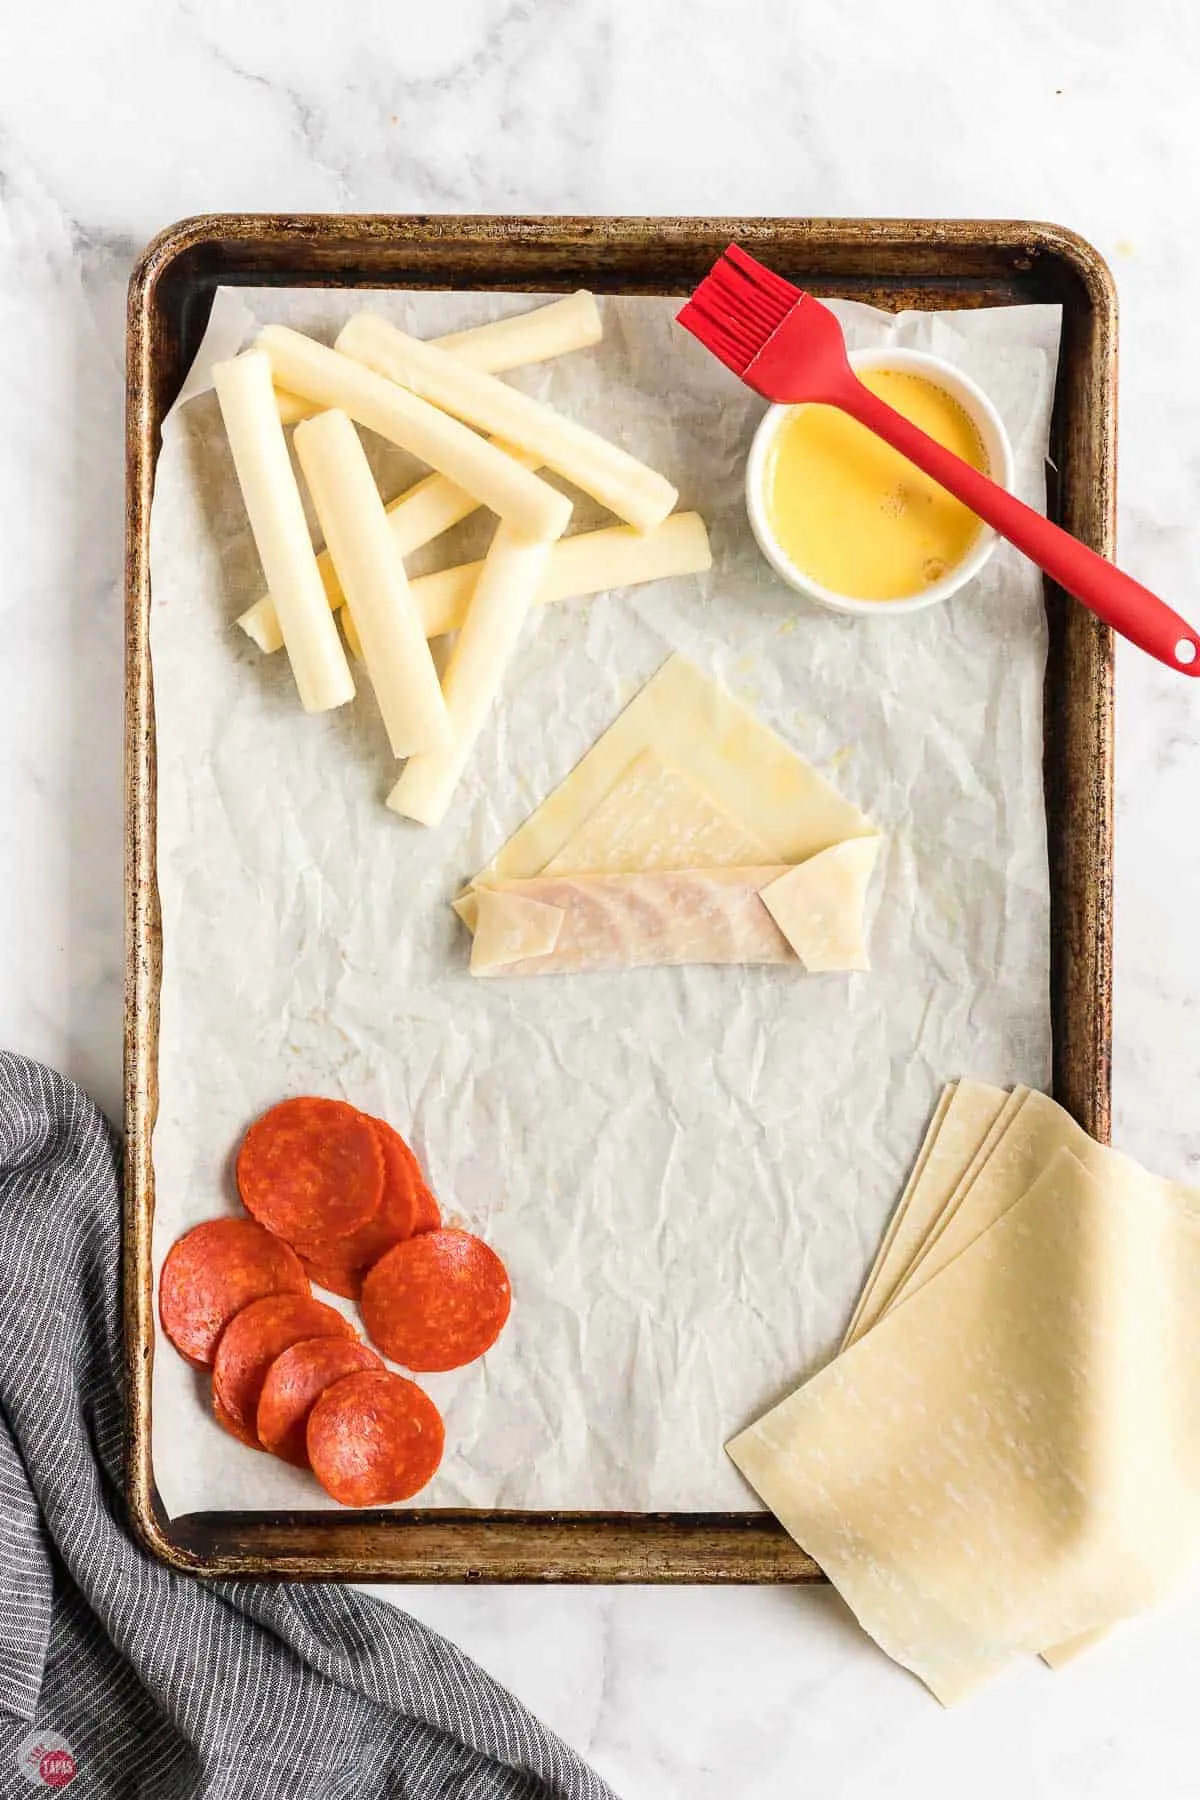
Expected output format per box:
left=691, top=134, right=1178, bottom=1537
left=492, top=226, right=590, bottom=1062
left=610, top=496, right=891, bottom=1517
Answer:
left=258, top=326, right=572, bottom=541
left=336, top=313, right=678, bottom=532
left=388, top=524, right=556, bottom=827
left=341, top=606, right=364, bottom=660
left=293, top=411, right=450, bottom=759
left=212, top=350, right=354, bottom=713
left=253, top=510, right=712, bottom=655
left=237, top=445, right=542, bottom=653
left=394, top=514, right=712, bottom=642
left=272, top=293, right=602, bottom=427
left=274, top=387, right=315, bottom=425
left=435, top=290, right=602, bottom=370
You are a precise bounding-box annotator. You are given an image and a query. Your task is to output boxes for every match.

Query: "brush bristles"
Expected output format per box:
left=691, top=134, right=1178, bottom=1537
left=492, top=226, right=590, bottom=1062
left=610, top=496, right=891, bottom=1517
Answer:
left=677, top=243, right=801, bottom=375
left=677, top=295, right=762, bottom=373
left=723, top=242, right=800, bottom=309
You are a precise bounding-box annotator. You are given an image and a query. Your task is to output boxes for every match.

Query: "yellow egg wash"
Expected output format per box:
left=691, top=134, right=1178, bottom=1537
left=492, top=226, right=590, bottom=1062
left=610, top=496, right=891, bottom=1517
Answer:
left=763, top=369, right=989, bottom=602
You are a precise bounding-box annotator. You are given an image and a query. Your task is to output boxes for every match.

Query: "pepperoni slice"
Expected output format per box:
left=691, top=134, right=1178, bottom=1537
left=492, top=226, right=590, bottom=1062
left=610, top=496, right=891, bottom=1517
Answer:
left=159, top=1217, right=310, bottom=1367
left=256, top=1337, right=382, bottom=1467
left=212, top=1293, right=355, bottom=1438
left=307, top=1370, right=444, bottom=1505
left=360, top=1229, right=511, bottom=1372
left=214, top=1389, right=262, bottom=1450
left=291, top=1119, right=422, bottom=1283
left=300, top=1257, right=364, bottom=1302
left=410, top=1180, right=441, bottom=1236
left=236, top=1097, right=384, bottom=1244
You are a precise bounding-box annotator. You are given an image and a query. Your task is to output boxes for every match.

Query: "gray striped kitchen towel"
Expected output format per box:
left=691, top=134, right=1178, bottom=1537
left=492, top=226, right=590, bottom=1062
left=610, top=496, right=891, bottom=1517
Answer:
left=0, top=1053, right=616, bottom=1799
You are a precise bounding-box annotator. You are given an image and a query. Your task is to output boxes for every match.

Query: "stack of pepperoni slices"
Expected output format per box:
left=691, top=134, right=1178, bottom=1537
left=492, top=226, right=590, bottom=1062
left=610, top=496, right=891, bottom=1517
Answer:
left=158, top=1098, right=511, bottom=1505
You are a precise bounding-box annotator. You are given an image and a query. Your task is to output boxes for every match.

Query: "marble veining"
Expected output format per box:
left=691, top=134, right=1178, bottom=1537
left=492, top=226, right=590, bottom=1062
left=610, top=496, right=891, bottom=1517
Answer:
left=3, top=1, right=1200, bottom=1792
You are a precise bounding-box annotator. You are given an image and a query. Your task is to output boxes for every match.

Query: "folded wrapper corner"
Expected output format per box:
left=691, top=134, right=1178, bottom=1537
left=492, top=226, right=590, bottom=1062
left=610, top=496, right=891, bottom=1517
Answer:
left=759, top=838, right=880, bottom=973
left=470, top=891, right=565, bottom=974
left=457, top=655, right=882, bottom=977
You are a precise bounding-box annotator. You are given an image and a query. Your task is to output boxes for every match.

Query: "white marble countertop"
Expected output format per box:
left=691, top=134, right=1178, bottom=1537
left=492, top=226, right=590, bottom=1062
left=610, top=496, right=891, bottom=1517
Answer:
left=4, top=1, right=1200, bottom=1792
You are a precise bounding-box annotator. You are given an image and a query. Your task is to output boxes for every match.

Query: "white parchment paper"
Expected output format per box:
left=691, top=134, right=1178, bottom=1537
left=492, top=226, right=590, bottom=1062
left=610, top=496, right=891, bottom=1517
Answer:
left=149, top=285, right=1059, bottom=1516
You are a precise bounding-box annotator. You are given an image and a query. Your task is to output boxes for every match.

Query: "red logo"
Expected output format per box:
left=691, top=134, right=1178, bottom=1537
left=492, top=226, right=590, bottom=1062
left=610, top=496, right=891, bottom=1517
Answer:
left=37, top=1750, right=76, bottom=1789
left=16, top=1732, right=78, bottom=1788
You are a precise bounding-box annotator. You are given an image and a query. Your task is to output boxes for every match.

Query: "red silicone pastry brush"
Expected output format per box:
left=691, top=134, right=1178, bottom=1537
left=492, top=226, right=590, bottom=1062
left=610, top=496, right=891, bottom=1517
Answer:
left=678, top=243, right=1200, bottom=676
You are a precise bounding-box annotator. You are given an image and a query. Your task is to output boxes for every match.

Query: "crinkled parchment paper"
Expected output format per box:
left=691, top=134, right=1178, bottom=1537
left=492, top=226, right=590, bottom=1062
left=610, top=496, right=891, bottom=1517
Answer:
left=149, top=285, right=1059, bottom=1515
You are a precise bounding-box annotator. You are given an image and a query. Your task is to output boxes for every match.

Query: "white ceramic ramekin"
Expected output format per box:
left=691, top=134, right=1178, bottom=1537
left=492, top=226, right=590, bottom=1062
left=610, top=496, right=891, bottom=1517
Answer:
left=744, top=347, right=1016, bottom=616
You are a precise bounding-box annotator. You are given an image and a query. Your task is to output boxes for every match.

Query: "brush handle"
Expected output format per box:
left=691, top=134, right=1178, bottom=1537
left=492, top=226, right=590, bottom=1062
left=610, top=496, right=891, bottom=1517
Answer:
left=842, top=379, right=1200, bottom=675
